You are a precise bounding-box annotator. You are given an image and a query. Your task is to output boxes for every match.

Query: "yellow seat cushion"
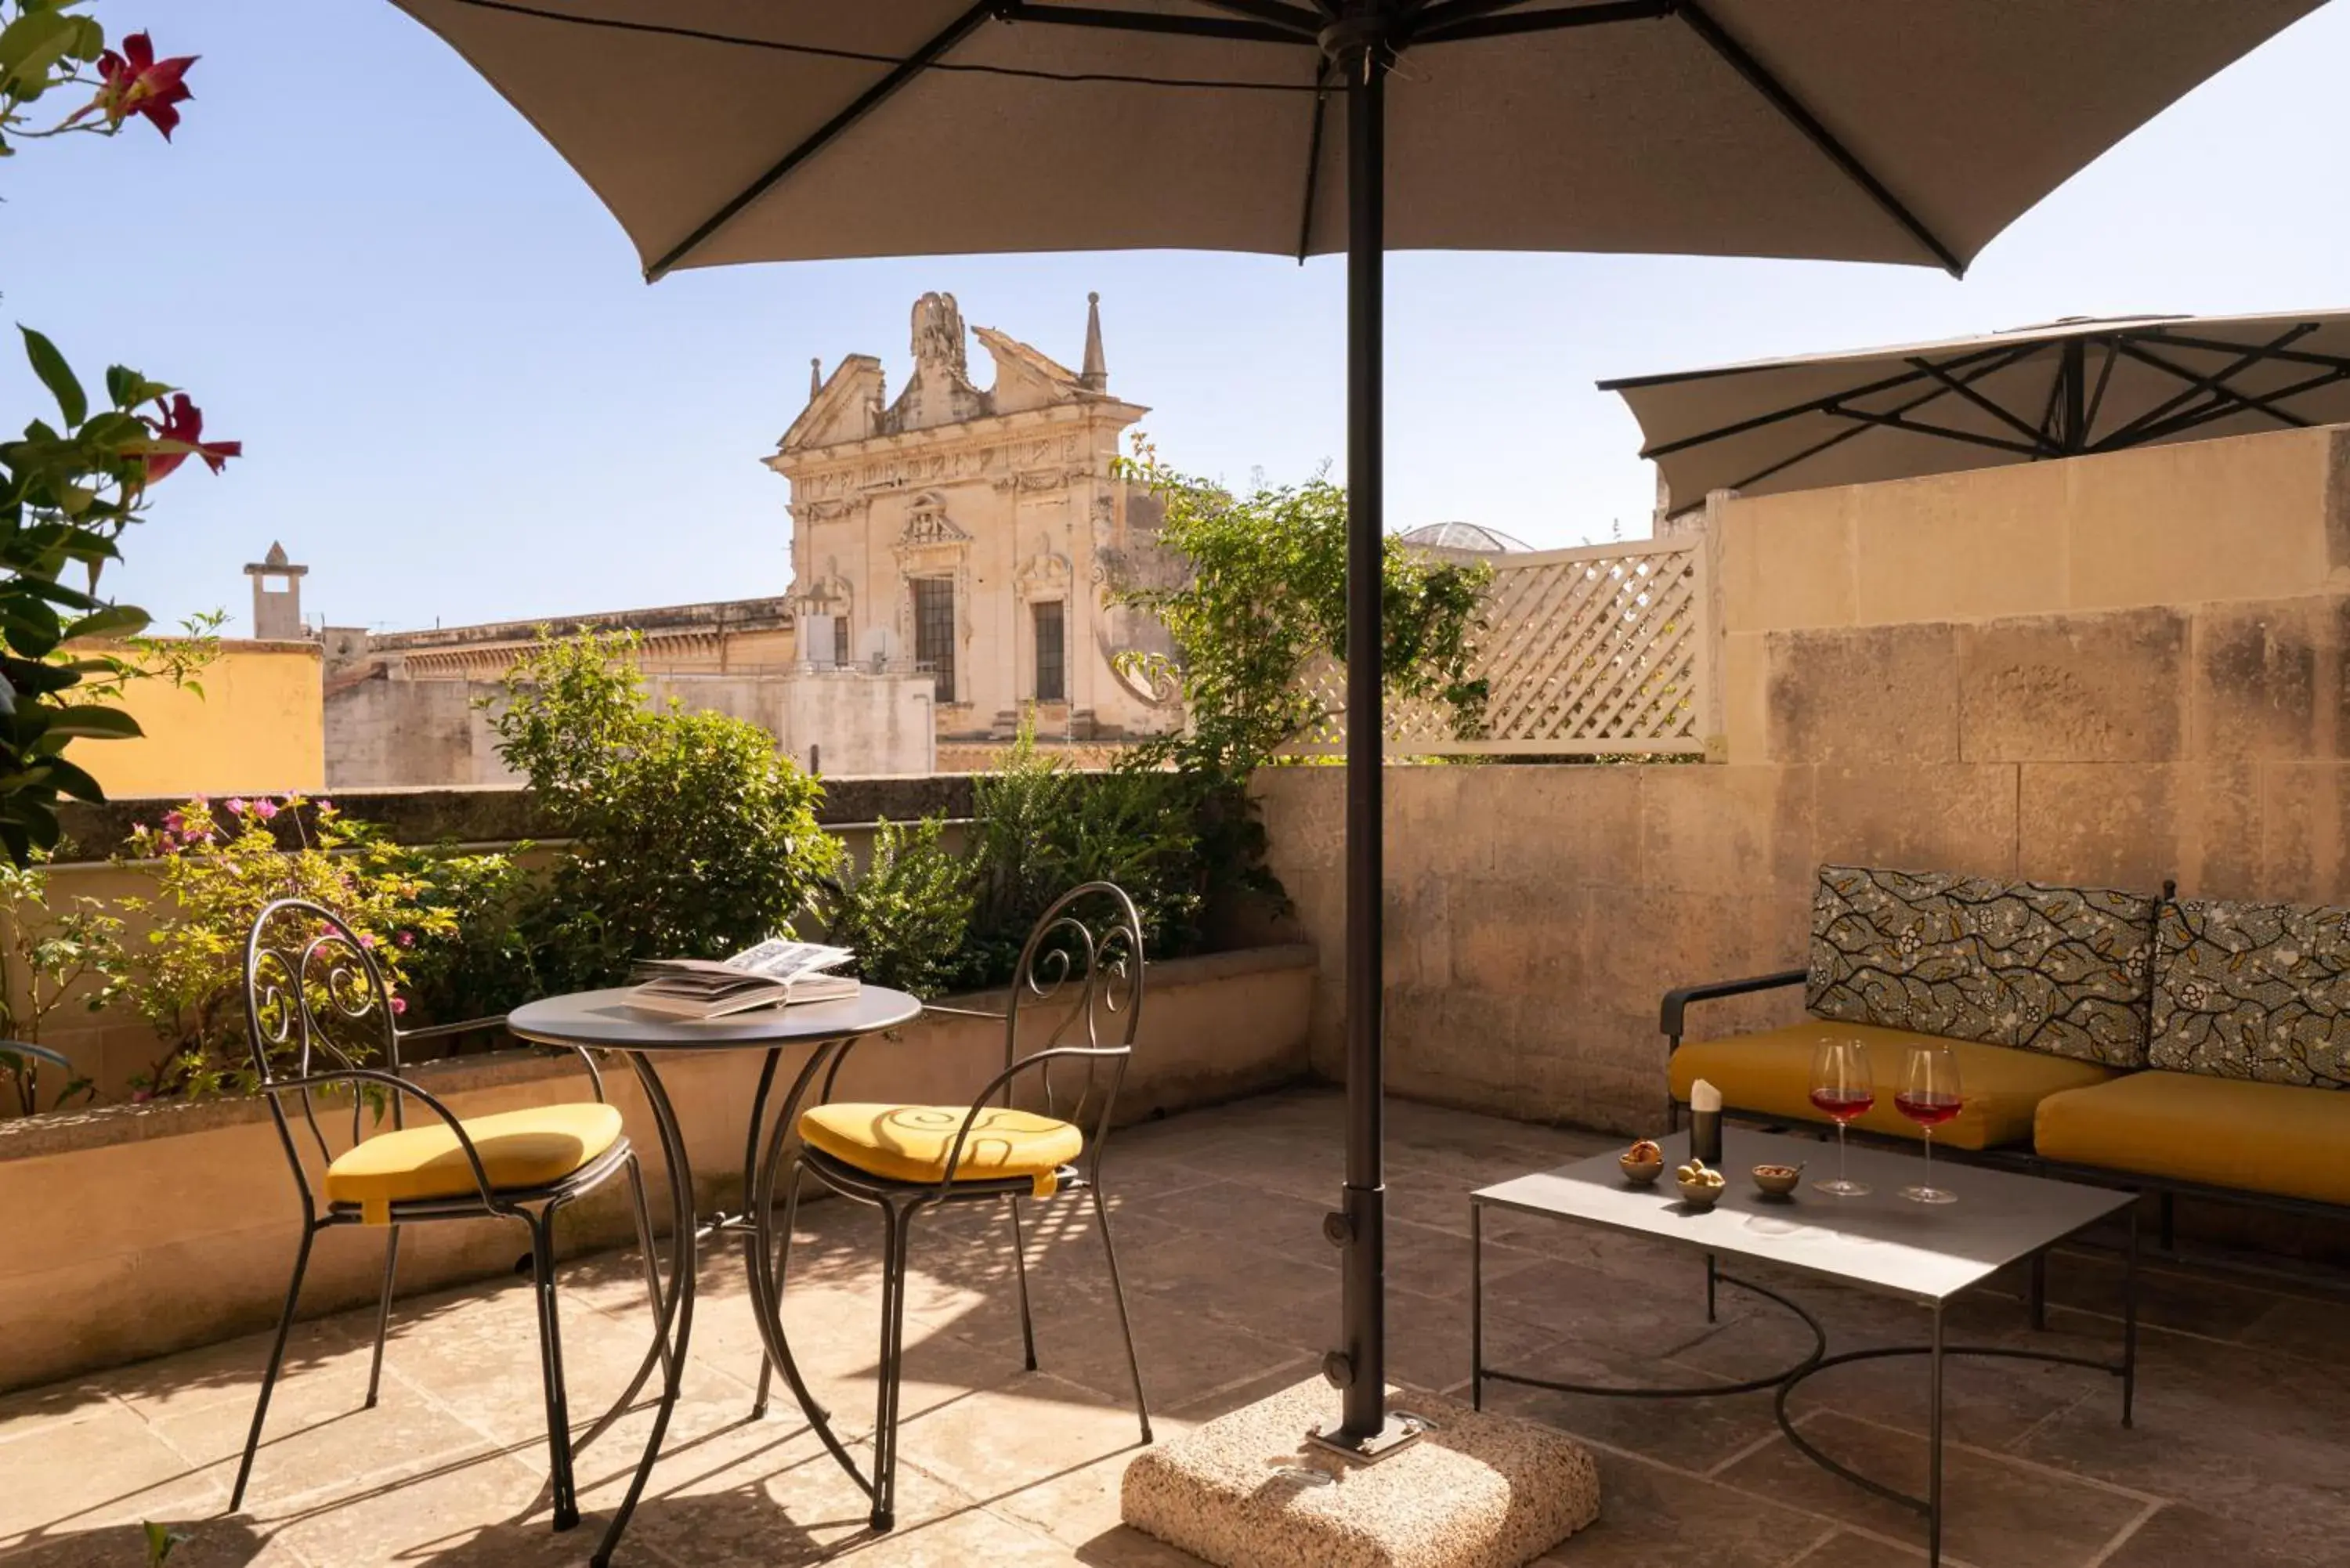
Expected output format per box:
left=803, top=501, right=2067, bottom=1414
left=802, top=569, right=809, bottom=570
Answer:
left=1671, top=1021, right=2117, bottom=1151
left=799, top=1104, right=1083, bottom=1197
left=324, top=1102, right=625, bottom=1225
left=2036, top=1071, right=2350, bottom=1206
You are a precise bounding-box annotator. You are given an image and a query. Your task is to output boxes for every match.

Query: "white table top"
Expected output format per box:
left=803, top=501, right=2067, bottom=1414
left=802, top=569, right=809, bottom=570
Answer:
left=1473, top=1129, right=2133, bottom=1304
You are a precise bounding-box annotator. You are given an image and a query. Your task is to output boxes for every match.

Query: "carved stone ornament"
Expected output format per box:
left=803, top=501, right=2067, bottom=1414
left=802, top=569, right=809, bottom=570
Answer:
left=1017, top=533, right=1073, bottom=601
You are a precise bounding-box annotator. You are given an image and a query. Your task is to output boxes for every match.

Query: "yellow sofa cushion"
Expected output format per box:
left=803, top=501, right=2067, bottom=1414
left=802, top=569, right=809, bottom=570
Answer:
left=800, top=1104, right=1083, bottom=1197
left=1670, top=1021, right=2117, bottom=1151
left=324, top=1102, right=625, bottom=1225
left=2035, top=1071, right=2350, bottom=1206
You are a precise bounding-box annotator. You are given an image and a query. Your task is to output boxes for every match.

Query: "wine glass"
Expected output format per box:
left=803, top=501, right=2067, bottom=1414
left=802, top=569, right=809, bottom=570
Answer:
left=1808, top=1037, right=1875, bottom=1197
left=1896, top=1044, right=1963, bottom=1204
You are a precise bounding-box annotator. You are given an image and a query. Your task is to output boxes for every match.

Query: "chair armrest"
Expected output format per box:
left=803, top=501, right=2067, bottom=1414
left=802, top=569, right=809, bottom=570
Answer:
left=0, top=1039, right=72, bottom=1071
left=920, top=1004, right=1007, bottom=1021
left=1660, top=969, right=1807, bottom=1046
left=277, top=1068, right=505, bottom=1212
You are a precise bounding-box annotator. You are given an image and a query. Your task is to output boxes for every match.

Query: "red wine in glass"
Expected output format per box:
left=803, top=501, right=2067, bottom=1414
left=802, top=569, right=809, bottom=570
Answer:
left=1809, top=1039, right=1875, bottom=1197
left=1899, top=1046, right=1962, bottom=1204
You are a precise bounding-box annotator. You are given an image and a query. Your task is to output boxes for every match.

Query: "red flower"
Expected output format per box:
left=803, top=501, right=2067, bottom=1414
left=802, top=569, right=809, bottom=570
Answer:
left=76, top=33, right=197, bottom=141
left=141, top=394, right=241, bottom=483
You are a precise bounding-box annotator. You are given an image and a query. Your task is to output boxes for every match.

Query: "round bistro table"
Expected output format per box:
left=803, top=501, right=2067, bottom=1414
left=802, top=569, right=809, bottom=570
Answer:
left=506, top=984, right=923, bottom=1567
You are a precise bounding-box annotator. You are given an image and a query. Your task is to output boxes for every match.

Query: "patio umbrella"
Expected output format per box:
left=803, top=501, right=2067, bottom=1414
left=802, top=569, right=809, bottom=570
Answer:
left=389, top=0, right=2324, bottom=1457
left=1608, top=309, right=2350, bottom=518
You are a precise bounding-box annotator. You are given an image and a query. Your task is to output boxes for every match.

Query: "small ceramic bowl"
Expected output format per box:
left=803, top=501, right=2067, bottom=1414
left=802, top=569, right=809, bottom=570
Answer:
left=1619, top=1152, right=1665, bottom=1187
left=1751, top=1163, right=1804, bottom=1198
left=1676, top=1174, right=1727, bottom=1209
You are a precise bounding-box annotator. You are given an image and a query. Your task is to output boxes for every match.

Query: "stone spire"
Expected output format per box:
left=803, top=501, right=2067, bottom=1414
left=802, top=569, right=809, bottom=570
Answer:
left=808, top=356, right=822, bottom=403
left=1080, top=291, right=1108, bottom=392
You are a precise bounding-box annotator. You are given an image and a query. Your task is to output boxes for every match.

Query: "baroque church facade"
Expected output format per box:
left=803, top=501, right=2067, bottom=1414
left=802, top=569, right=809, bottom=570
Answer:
left=771, top=291, right=1179, bottom=742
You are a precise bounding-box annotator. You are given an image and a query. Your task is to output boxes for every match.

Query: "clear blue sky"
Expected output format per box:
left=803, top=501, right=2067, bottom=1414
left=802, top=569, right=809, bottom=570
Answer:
left=7, top=1, right=2348, bottom=634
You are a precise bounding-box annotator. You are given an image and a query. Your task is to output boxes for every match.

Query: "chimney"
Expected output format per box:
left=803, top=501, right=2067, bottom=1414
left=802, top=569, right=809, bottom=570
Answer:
left=243, top=542, right=309, bottom=640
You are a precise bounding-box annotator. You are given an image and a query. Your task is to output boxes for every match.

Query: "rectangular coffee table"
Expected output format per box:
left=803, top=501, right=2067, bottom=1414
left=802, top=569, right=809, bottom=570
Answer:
left=1471, top=1129, right=2138, bottom=1566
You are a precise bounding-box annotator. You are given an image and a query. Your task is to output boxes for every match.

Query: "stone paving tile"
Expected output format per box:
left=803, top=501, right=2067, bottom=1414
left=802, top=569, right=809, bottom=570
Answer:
left=1715, top=1411, right=2153, bottom=1568
left=2, top=1086, right=2346, bottom=1568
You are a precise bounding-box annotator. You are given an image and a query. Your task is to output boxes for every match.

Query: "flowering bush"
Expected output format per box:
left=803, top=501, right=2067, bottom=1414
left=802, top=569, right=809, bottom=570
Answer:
left=111, top=797, right=502, bottom=1097
left=1, top=2, right=234, bottom=862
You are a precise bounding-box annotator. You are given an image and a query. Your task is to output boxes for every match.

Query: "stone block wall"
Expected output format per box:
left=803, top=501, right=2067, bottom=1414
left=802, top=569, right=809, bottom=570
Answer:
left=1258, top=424, right=2350, bottom=1133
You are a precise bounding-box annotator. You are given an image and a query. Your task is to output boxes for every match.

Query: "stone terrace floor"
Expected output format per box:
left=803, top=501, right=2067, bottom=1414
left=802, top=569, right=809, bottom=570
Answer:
left=3, top=1086, right=2345, bottom=1568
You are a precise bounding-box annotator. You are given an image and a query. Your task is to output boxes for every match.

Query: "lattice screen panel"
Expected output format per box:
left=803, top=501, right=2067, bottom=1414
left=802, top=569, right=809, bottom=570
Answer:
left=1288, top=540, right=1711, bottom=757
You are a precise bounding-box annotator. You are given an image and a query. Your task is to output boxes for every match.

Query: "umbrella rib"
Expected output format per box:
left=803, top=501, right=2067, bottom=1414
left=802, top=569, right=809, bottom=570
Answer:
left=2111, top=341, right=2312, bottom=433
left=1636, top=341, right=2026, bottom=458
left=1184, top=0, right=1326, bottom=33
left=2135, top=327, right=2350, bottom=375
left=2090, top=323, right=2319, bottom=449
left=1410, top=1, right=1671, bottom=45
left=2082, top=341, right=2121, bottom=438
left=1005, top=2, right=1312, bottom=42
left=1296, top=56, right=1334, bottom=263
left=646, top=2, right=997, bottom=280
left=1675, top=2, right=1962, bottom=277
left=2110, top=367, right=2350, bottom=449
left=1819, top=404, right=2044, bottom=457
left=1904, top=356, right=2060, bottom=456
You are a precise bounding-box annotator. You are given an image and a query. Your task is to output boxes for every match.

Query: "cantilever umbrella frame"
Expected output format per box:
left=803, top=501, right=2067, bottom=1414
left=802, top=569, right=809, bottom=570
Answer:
left=1607, top=315, right=2350, bottom=518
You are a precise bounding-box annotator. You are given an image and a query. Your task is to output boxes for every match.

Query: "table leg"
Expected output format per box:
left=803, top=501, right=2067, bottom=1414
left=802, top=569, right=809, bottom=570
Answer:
left=2029, top=1250, right=2048, bottom=1332
left=748, top=1039, right=874, bottom=1497
left=593, top=1054, right=697, bottom=1568
left=1705, top=1252, right=1718, bottom=1324
left=738, top=1049, right=783, bottom=1419
left=1470, top=1202, right=1484, bottom=1412
left=1928, top=1304, right=1944, bottom=1567
left=2123, top=1205, right=2138, bottom=1429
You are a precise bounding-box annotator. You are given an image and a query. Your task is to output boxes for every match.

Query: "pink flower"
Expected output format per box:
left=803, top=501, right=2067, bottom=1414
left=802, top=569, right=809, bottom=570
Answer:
left=396, top=930, right=415, bottom=948
left=357, top=933, right=376, bottom=948
left=253, top=798, right=280, bottom=820
left=316, top=799, right=336, bottom=817
left=140, top=395, right=241, bottom=484
left=71, top=32, right=198, bottom=141
left=390, top=997, right=407, bottom=1017
left=224, top=797, right=248, bottom=816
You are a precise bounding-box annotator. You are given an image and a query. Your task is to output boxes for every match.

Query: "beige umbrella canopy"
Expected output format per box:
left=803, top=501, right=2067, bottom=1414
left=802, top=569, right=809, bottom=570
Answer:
left=396, top=1, right=2313, bottom=279
left=387, top=0, right=2327, bottom=1526
left=1607, top=310, right=2350, bottom=517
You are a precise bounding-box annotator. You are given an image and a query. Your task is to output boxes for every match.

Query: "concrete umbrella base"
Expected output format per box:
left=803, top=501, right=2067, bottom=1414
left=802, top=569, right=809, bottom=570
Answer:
left=1121, top=1379, right=1600, bottom=1568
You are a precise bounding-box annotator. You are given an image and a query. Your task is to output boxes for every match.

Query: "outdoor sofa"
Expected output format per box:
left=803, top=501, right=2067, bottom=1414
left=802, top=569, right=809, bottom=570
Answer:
left=1661, top=865, right=2350, bottom=1220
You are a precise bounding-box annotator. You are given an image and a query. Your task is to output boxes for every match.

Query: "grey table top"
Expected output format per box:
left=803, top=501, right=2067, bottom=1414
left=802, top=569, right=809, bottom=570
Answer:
left=1473, top=1129, right=2133, bottom=1304
left=506, top=985, right=924, bottom=1052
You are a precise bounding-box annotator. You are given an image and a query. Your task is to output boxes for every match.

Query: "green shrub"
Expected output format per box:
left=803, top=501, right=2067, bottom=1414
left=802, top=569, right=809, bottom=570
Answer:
left=490, top=632, right=844, bottom=988
left=823, top=816, right=973, bottom=998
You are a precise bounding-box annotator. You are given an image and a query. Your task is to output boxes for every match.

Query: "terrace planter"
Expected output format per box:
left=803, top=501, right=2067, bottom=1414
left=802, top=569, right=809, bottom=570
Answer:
left=0, top=943, right=1314, bottom=1393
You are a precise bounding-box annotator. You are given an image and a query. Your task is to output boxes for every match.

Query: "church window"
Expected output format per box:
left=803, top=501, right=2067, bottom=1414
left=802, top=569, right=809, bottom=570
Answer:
left=1033, top=601, right=1065, bottom=703
left=912, top=577, right=956, bottom=702
left=833, top=614, right=851, bottom=668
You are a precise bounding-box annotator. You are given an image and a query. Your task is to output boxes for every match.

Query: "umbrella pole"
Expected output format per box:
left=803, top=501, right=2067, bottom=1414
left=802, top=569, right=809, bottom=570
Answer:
left=1316, top=31, right=1415, bottom=1460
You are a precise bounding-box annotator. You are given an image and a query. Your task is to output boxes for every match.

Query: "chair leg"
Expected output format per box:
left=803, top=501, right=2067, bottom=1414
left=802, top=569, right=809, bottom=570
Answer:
left=1090, top=1184, right=1152, bottom=1444
left=231, top=1223, right=316, bottom=1512
left=1007, top=1195, right=1038, bottom=1372
left=366, top=1223, right=401, bottom=1409
left=870, top=1202, right=915, bottom=1533
left=527, top=1212, right=580, bottom=1531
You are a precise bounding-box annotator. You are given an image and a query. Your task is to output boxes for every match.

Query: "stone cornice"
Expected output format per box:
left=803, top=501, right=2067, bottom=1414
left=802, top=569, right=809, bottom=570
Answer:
left=767, top=396, right=1148, bottom=481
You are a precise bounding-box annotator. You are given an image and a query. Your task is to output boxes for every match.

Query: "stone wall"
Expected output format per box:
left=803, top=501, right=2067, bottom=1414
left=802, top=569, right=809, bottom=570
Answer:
left=1256, top=424, right=2350, bottom=1133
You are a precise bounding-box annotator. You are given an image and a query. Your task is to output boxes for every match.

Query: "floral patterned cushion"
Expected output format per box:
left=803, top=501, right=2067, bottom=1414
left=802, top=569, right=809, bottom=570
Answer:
left=1806, top=865, right=2156, bottom=1068
left=2150, top=900, right=2350, bottom=1088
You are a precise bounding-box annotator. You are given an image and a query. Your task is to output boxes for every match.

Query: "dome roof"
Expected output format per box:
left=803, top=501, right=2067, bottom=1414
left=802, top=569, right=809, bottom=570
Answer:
left=1396, top=521, right=1533, bottom=555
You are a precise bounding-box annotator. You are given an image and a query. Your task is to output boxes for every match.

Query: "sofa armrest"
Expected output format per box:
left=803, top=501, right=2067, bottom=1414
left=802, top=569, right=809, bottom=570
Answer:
left=1660, top=969, right=1807, bottom=1047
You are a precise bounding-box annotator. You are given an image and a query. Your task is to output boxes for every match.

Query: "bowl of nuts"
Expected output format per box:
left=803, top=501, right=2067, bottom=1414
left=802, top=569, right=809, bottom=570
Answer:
left=1675, top=1158, right=1728, bottom=1209
left=1620, top=1140, right=1665, bottom=1186
left=1751, top=1162, right=1804, bottom=1198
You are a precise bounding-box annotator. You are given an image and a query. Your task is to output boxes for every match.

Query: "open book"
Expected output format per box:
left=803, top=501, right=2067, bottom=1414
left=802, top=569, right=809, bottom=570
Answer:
left=627, top=938, right=859, bottom=1020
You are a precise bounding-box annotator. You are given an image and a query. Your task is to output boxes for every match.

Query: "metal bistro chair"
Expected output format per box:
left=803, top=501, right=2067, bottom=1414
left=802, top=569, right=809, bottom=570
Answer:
left=770, top=881, right=1153, bottom=1530
left=230, top=898, right=667, bottom=1532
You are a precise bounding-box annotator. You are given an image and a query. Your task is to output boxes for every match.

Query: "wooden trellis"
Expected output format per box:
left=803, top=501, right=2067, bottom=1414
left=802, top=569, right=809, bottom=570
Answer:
left=1289, top=537, right=1715, bottom=757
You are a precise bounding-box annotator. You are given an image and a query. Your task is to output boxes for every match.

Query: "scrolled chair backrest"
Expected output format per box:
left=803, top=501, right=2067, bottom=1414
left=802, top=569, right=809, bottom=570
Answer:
left=244, top=898, right=403, bottom=1180
left=1004, top=881, right=1145, bottom=1137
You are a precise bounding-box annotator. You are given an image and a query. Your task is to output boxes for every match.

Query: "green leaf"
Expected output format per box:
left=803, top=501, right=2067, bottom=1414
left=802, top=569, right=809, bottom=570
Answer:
left=104, top=366, right=173, bottom=410
left=42, top=705, right=140, bottom=741
left=45, top=754, right=107, bottom=802
left=0, top=6, right=78, bottom=96
left=63, top=604, right=148, bottom=643
left=20, top=327, right=88, bottom=428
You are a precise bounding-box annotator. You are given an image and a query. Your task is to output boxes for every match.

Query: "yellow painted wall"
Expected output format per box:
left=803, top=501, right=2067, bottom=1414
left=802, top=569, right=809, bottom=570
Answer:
left=73, top=640, right=324, bottom=799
